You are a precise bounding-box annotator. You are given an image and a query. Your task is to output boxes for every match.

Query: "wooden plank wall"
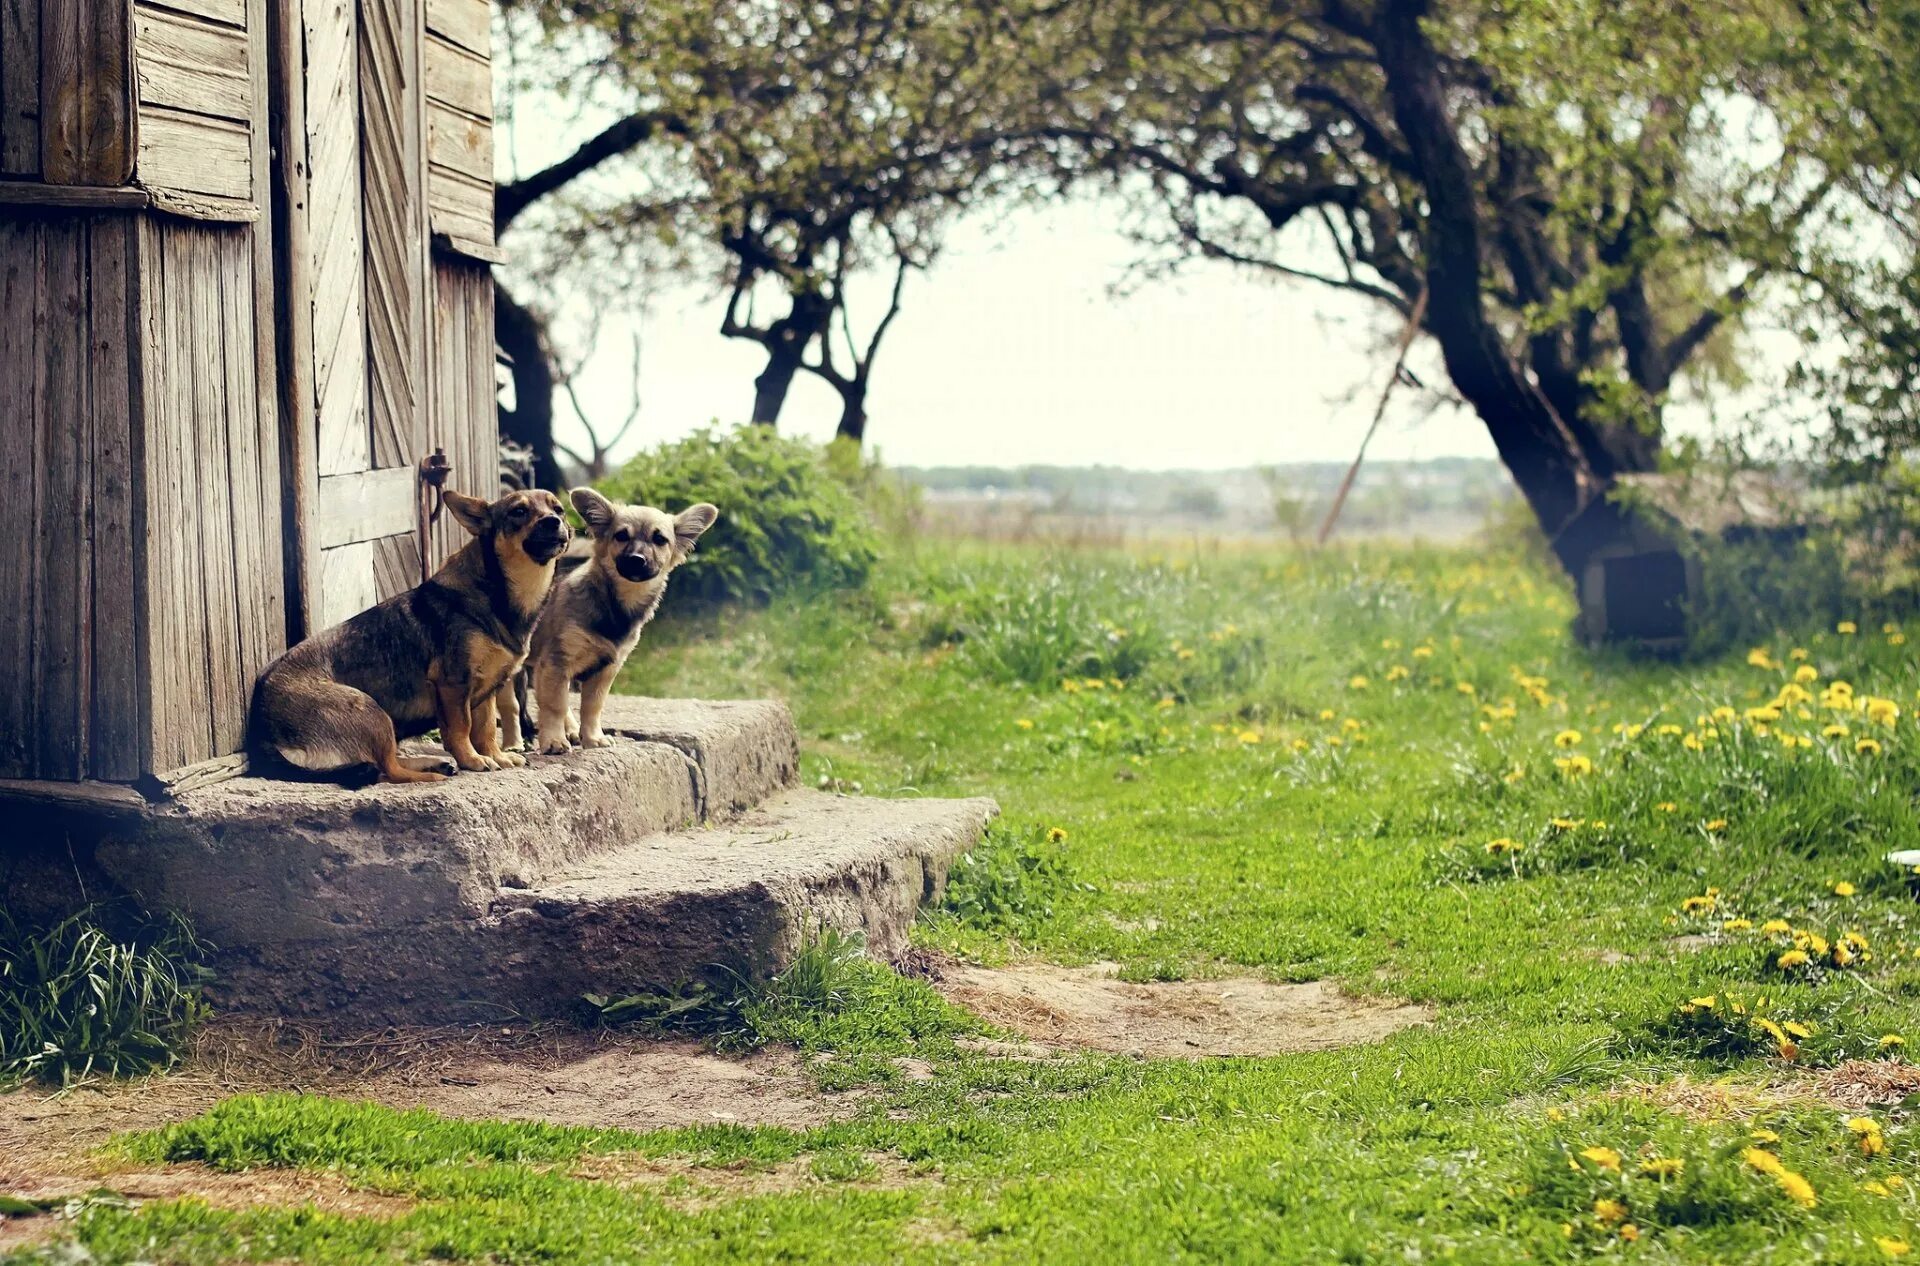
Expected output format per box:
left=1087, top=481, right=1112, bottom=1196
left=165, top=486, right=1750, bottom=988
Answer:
left=425, top=260, right=495, bottom=568
left=132, top=0, right=253, bottom=203
left=136, top=217, right=283, bottom=774
left=423, top=0, right=490, bottom=248
left=0, top=214, right=140, bottom=781
left=1, top=0, right=134, bottom=184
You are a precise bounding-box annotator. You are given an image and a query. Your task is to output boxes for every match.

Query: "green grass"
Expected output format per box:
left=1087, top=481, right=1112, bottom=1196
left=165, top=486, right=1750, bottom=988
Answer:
left=0, top=904, right=210, bottom=1086
left=18, top=537, right=1920, bottom=1263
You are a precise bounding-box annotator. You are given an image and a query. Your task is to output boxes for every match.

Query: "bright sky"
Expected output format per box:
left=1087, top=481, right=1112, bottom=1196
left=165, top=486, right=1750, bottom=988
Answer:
left=544, top=193, right=1494, bottom=473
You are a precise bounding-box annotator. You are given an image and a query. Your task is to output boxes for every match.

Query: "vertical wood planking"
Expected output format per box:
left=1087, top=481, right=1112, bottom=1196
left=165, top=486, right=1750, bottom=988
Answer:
left=186, top=227, right=244, bottom=755
left=360, top=0, right=425, bottom=471
left=244, top=0, right=285, bottom=662
left=219, top=222, right=276, bottom=692
left=90, top=215, right=142, bottom=780
left=33, top=220, right=85, bottom=779
left=267, top=0, right=316, bottom=641
left=0, top=220, right=36, bottom=776
left=41, top=0, right=135, bottom=186
left=1, top=0, right=41, bottom=175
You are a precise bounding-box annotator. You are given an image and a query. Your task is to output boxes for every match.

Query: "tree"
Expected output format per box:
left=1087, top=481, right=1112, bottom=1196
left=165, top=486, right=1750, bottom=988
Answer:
left=1033, top=0, right=1844, bottom=576
left=496, top=0, right=1052, bottom=469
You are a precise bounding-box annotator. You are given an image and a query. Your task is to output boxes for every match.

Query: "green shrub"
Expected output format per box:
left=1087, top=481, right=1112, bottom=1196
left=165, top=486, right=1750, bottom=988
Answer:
left=0, top=905, right=210, bottom=1085
left=584, top=928, right=980, bottom=1055
left=941, top=824, right=1091, bottom=936
left=595, top=424, right=880, bottom=605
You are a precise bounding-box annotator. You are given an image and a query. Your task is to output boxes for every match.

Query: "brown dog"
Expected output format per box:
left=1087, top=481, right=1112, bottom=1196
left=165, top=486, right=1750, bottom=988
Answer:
left=250, top=488, right=571, bottom=783
left=521, top=489, right=718, bottom=755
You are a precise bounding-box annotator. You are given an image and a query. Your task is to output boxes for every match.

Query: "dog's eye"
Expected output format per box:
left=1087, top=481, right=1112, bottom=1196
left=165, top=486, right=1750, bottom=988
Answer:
left=614, top=529, right=631, bottom=543
left=652, top=531, right=669, bottom=546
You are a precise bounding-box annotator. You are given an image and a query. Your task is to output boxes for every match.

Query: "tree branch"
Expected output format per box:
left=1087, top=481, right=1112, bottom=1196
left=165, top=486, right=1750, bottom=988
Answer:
left=496, top=110, right=688, bottom=234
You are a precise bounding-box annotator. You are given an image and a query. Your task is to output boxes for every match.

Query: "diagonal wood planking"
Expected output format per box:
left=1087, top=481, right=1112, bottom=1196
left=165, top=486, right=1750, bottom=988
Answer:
left=359, top=0, right=426, bottom=472
left=304, top=0, right=368, bottom=480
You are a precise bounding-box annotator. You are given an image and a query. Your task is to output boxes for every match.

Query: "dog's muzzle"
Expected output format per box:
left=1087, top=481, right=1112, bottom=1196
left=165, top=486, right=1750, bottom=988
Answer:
left=615, top=553, right=657, bottom=583
left=526, top=516, right=570, bottom=563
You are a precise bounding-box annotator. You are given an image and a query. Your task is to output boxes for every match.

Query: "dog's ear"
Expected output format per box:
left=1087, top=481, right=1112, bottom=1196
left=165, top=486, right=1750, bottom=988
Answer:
left=444, top=490, right=491, bottom=537
left=674, top=503, right=720, bottom=554
left=570, top=487, right=617, bottom=536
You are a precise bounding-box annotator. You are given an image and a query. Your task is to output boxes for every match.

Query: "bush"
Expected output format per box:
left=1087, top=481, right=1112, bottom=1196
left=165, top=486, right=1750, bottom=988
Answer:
left=595, top=424, right=880, bottom=605
left=583, top=928, right=980, bottom=1055
left=0, top=905, right=210, bottom=1085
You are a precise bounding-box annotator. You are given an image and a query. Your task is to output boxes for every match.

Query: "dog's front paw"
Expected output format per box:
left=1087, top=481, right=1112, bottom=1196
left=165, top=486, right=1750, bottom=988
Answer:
left=494, top=749, right=527, bottom=768
left=456, top=752, right=500, bottom=772
left=536, top=732, right=571, bottom=756
left=565, top=710, right=581, bottom=745
left=580, top=730, right=613, bottom=749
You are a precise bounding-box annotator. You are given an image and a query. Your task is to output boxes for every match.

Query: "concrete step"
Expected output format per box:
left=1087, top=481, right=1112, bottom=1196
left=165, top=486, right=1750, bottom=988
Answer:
left=198, top=789, right=997, bottom=1022
left=483, top=789, right=1001, bottom=1009
left=82, top=697, right=997, bottom=1024
left=93, top=698, right=799, bottom=950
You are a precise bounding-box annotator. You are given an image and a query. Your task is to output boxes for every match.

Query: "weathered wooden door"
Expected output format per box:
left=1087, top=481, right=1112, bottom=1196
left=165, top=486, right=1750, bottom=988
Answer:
left=284, top=0, right=429, bottom=632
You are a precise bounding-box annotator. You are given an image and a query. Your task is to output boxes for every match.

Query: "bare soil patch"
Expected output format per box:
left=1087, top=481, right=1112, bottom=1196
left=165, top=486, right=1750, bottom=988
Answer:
left=1, top=1018, right=837, bottom=1201
left=935, top=962, right=1430, bottom=1058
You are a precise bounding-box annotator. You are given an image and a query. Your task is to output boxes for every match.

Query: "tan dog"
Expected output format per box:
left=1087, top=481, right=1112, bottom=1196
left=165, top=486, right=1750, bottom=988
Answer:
left=522, top=489, right=718, bottom=754
left=251, top=488, right=570, bottom=782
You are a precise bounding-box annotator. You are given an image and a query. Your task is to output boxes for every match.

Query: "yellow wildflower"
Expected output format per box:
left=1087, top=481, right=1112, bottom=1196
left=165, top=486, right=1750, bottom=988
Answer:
left=1235, top=730, right=1261, bottom=745
left=1047, top=827, right=1069, bottom=843
left=1554, top=729, right=1583, bottom=748
left=1881, top=1034, right=1906, bottom=1050
left=1865, top=1179, right=1893, bottom=1196
left=1824, top=724, right=1850, bottom=738
left=1555, top=754, right=1593, bottom=777
left=1777, top=949, right=1811, bottom=969
left=1319, top=708, right=1336, bottom=720
left=1456, top=681, right=1477, bottom=696
left=1791, top=646, right=1810, bottom=660
left=1744, top=1147, right=1785, bottom=1174
left=1683, top=732, right=1705, bottom=751
left=1705, top=818, right=1728, bottom=832
left=1014, top=718, right=1035, bottom=730
left=1681, top=893, right=1718, bottom=914
left=1656, top=801, right=1678, bottom=813
left=1836, top=881, right=1858, bottom=897
left=1776, top=1170, right=1818, bottom=1208
left=1619, top=1223, right=1640, bottom=1242
left=1840, top=621, right=1859, bottom=634
left=1867, top=696, right=1902, bottom=725
left=1348, top=675, right=1369, bottom=690
left=1761, top=919, right=1791, bottom=935
left=1412, top=645, right=1434, bottom=659
left=1713, top=705, right=1739, bottom=724
left=1795, top=664, right=1820, bottom=683
left=1751, top=1129, right=1781, bottom=1144
left=1485, top=838, right=1522, bottom=855
left=1749, top=647, right=1779, bottom=669
left=1385, top=664, right=1409, bottom=681
left=1592, top=1197, right=1628, bottom=1225
left=1724, top=918, right=1753, bottom=932
left=1639, top=1157, right=1684, bottom=1178
left=1580, top=1146, right=1623, bottom=1171
left=1878, top=1238, right=1911, bottom=1258
left=1858, top=737, right=1885, bottom=755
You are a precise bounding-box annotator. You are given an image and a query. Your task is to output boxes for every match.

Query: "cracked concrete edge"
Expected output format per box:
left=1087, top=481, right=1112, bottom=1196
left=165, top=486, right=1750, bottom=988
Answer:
left=595, top=697, right=800, bottom=821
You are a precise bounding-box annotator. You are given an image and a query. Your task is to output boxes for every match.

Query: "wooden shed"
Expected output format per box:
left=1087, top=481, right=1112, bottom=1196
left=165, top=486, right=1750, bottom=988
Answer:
left=0, top=0, right=502, bottom=798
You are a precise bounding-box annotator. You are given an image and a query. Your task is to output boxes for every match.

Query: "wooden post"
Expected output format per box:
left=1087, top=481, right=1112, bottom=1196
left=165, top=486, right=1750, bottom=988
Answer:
left=268, top=0, right=318, bottom=642
left=1316, top=287, right=1429, bottom=547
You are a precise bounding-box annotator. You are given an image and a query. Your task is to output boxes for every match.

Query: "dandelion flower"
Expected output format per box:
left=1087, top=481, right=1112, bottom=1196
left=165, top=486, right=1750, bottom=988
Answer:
left=1795, top=664, right=1820, bottom=683
left=1015, top=718, right=1035, bottom=730
left=1580, top=1146, right=1623, bottom=1171
left=1836, top=881, right=1858, bottom=896
left=1776, top=1170, right=1818, bottom=1208
left=1858, top=738, right=1885, bottom=755
left=1555, top=754, right=1593, bottom=777
left=1724, top=918, right=1753, bottom=932
left=1348, top=675, right=1369, bottom=690
left=1656, top=802, right=1678, bottom=813
left=1456, top=681, right=1477, bottom=696
left=1840, top=621, right=1859, bottom=635
left=1776, top=949, right=1811, bottom=969
left=1592, top=1197, right=1628, bottom=1225
left=1485, top=838, right=1521, bottom=855
left=1878, top=1238, right=1911, bottom=1258
left=1047, top=827, right=1069, bottom=843
left=1749, top=647, right=1779, bottom=669
left=1761, top=919, right=1791, bottom=935
left=1554, top=729, right=1583, bottom=748
left=1744, top=1147, right=1785, bottom=1174
left=1639, top=1157, right=1684, bottom=1178
left=1881, top=1034, right=1906, bottom=1050
left=1386, top=664, right=1410, bottom=681
left=1865, top=1179, right=1893, bottom=1196
left=1413, top=645, right=1434, bottom=659
left=1619, top=1223, right=1640, bottom=1242
left=1750, top=1129, right=1781, bottom=1144
left=1705, top=818, right=1728, bottom=832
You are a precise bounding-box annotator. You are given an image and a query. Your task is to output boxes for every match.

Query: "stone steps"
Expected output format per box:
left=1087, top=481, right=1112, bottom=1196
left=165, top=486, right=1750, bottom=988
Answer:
left=86, top=698, right=997, bottom=1023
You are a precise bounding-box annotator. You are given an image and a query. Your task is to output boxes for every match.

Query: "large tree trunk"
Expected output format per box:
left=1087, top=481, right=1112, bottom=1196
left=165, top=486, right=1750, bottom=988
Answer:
left=1376, top=0, right=1623, bottom=578
left=748, top=292, right=831, bottom=426
left=495, top=281, right=565, bottom=492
